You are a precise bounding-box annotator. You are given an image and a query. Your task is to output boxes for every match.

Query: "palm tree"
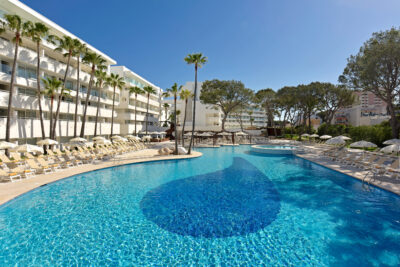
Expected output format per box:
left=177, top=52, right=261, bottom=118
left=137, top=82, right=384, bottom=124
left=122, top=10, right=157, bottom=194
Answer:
left=184, top=53, right=207, bottom=154
left=0, top=14, right=29, bottom=142
left=80, top=52, right=106, bottom=137
left=106, top=73, right=125, bottom=137
left=73, top=39, right=87, bottom=137
left=49, top=36, right=78, bottom=139
left=94, top=70, right=107, bottom=137
left=248, top=110, right=254, bottom=127
left=162, top=103, right=170, bottom=126
left=128, top=86, right=144, bottom=135
left=164, top=83, right=182, bottom=154
left=143, top=86, right=157, bottom=134
left=42, top=77, right=62, bottom=137
left=25, top=21, right=49, bottom=139
left=179, top=89, right=192, bottom=147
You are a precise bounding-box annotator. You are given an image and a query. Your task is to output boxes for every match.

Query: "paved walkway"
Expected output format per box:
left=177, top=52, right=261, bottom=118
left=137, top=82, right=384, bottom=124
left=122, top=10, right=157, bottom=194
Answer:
left=0, top=149, right=202, bottom=205
left=297, top=145, right=400, bottom=195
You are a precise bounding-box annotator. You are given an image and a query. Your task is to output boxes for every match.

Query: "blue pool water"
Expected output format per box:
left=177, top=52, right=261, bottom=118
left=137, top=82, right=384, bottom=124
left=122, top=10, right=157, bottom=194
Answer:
left=1, top=145, right=400, bottom=266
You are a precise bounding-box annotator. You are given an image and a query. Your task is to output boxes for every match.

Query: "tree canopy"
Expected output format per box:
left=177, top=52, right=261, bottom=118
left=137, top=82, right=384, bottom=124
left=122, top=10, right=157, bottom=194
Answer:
left=200, top=79, right=253, bottom=131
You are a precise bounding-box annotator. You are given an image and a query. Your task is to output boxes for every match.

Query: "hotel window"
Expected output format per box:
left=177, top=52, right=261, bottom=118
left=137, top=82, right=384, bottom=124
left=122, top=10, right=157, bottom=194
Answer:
left=59, top=113, right=73, bottom=120
left=18, top=87, right=37, bottom=97
left=0, top=83, right=8, bottom=92
left=18, top=65, right=36, bottom=79
left=65, top=80, right=74, bottom=90
left=61, top=95, right=74, bottom=103
left=90, top=89, right=99, bottom=97
left=1, top=60, right=11, bottom=74
left=17, top=110, right=36, bottom=119
left=80, top=85, right=87, bottom=94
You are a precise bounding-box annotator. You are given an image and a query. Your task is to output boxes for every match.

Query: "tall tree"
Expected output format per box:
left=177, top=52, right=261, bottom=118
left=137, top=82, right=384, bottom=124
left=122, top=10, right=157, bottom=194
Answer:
left=106, top=73, right=125, bottom=137
left=80, top=52, right=106, bottom=137
left=255, top=89, right=278, bottom=135
left=0, top=14, right=29, bottom=142
left=276, top=86, right=298, bottom=134
left=129, top=86, right=144, bottom=135
left=25, top=21, right=49, bottom=139
left=49, top=36, right=77, bottom=139
left=42, top=77, right=62, bottom=138
left=200, top=79, right=254, bottom=131
left=314, top=82, right=355, bottom=125
left=164, top=83, right=182, bottom=154
left=143, top=86, right=157, bottom=134
left=93, top=70, right=107, bottom=137
left=179, top=89, right=192, bottom=147
left=296, top=84, right=321, bottom=133
left=73, top=39, right=87, bottom=137
left=184, top=53, right=207, bottom=154
left=339, top=27, right=400, bottom=138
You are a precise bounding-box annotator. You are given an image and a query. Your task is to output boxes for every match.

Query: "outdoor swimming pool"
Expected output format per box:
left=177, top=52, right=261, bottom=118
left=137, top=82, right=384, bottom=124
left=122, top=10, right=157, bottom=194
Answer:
left=0, top=145, right=400, bottom=265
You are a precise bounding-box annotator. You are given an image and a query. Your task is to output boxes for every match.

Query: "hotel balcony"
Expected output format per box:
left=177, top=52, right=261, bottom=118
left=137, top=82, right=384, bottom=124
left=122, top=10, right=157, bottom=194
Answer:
left=0, top=117, right=119, bottom=140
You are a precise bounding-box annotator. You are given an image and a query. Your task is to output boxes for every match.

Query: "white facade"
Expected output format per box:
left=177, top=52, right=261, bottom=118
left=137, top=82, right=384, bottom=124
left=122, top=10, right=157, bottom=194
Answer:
left=163, top=81, right=267, bottom=131
left=163, top=82, right=223, bottom=131
left=110, top=66, right=162, bottom=135
left=0, top=0, right=162, bottom=144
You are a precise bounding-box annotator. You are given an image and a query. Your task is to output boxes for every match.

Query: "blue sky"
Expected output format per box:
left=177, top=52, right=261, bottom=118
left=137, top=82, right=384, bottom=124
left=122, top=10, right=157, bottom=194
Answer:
left=21, top=0, right=400, bottom=91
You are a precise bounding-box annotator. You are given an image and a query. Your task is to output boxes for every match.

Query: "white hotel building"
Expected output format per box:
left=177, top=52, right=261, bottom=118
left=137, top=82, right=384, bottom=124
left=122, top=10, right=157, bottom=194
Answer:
left=163, top=81, right=267, bottom=131
left=0, top=0, right=163, bottom=144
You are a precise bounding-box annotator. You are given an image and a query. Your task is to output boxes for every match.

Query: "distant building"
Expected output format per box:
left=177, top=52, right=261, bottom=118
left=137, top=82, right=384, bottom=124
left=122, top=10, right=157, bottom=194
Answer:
left=162, top=82, right=268, bottom=131
left=334, top=91, right=389, bottom=126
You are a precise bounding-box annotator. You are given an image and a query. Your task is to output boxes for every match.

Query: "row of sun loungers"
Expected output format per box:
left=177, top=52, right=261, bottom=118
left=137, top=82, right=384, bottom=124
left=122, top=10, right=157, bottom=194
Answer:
left=0, top=140, right=147, bottom=183
left=321, top=148, right=400, bottom=179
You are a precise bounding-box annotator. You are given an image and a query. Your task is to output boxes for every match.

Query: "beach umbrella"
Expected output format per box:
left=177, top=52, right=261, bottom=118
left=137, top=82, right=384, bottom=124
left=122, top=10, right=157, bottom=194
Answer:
left=0, top=141, right=17, bottom=150
left=12, top=144, right=43, bottom=153
left=383, top=139, right=400, bottom=145
left=301, top=133, right=310, bottom=137
left=380, top=144, right=400, bottom=154
left=338, top=135, right=351, bottom=140
left=349, top=140, right=377, bottom=149
left=124, top=135, right=135, bottom=139
left=184, top=132, right=192, bottom=137
left=310, top=134, right=319, bottom=138
left=110, top=135, right=123, bottom=140
left=69, top=137, right=87, bottom=142
left=326, top=136, right=346, bottom=145
left=92, top=136, right=106, bottom=141
left=320, top=135, right=332, bottom=140
left=37, top=139, right=58, bottom=146
left=218, top=132, right=231, bottom=136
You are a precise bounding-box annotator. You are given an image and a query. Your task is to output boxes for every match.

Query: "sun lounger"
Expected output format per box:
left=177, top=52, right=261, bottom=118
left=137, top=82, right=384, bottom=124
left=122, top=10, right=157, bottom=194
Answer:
left=26, top=159, right=52, bottom=174
left=0, top=168, right=21, bottom=182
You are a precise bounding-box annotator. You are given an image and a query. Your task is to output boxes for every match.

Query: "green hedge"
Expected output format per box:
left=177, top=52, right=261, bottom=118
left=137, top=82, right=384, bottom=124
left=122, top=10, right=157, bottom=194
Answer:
left=317, top=122, right=392, bottom=147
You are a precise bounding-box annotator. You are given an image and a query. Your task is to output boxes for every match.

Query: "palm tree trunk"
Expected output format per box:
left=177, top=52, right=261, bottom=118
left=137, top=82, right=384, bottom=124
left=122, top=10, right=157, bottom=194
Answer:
left=73, top=55, right=80, bottom=137
left=134, top=93, right=137, bottom=135
left=145, top=94, right=150, bottom=134
left=110, top=86, right=116, bottom=137
left=182, top=99, right=188, bottom=147
left=187, top=64, right=197, bottom=154
left=52, top=52, right=71, bottom=139
left=94, top=84, right=101, bottom=137
left=80, top=65, right=95, bottom=137
left=36, top=41, right=45, bottom=139
left=5, top=34, right=20, bottom=142
left=50, top=96, right=54, bottom=136
left=174, top=95, right=178, bottom=155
